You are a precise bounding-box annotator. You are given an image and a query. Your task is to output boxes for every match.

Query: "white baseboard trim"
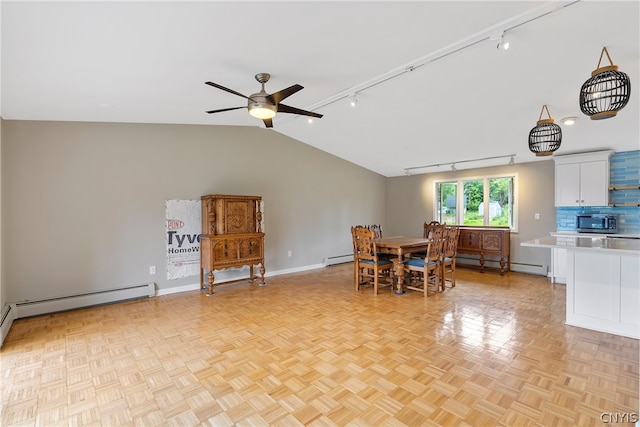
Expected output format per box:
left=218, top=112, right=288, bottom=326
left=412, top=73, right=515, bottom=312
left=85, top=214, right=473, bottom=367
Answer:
left=157, top=263, right=326, bottom=296
left=1, top=304, right=17, bottom=348
left=267, top=263, right=326, bottom=276
left=15, top=283, right=155, bottom=319
left=457, top=258, right=547, bottom=276
left=156, top=283, right=202, bottom=296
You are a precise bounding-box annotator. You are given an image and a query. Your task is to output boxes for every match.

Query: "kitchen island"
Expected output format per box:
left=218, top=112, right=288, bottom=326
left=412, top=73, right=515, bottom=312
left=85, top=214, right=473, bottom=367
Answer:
left=522, top=235, right=639, bottom=339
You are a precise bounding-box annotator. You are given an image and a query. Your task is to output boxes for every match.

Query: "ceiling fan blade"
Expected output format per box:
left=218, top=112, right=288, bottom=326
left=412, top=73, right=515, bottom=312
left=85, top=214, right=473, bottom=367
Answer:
left=263, top=118, right=273, bottom=128
left=205, top=81, right=254, bottom=101
left=206, top=106, right=246, bottom=114
left=277, top=104, right=323, bottom=118
left=268, top=84, right=303, bottom=105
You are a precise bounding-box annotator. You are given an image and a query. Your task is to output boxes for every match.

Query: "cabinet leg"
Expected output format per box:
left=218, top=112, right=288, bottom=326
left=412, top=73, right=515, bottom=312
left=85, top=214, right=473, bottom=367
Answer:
left=479, top=253, right=485, bottom=273
left=500, top=257, right=506, bottom=275
left=206, top=271, right=215, bottom=296
left=259, top=264, right=266, bottom=287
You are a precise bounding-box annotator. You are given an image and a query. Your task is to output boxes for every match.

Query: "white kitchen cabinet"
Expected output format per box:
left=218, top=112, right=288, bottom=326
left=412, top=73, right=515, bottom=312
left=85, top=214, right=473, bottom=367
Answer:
left=567, top=250, right=639, bottom=339
left=553, top=150, right=613, bottom=207
left=551, top=247, right=567, bottom=284
left=522, top=235, right=640, bottom=339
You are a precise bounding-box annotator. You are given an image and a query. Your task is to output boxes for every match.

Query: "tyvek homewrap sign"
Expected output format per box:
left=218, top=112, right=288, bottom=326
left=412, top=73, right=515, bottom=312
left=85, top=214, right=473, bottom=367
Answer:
left=165, top=199, right=201, bottom=280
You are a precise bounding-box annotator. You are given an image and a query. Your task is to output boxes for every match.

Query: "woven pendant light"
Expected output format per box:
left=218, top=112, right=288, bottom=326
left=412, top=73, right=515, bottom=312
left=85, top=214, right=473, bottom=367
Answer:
left=528, top=105, right=562, bottom=156
left=579, top=47, right=631, bottom=120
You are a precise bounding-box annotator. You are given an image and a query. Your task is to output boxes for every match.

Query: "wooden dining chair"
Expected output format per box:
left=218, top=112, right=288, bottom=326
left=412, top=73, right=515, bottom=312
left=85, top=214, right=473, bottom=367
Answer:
left=413, top=221, right=445, bottom=258
left=423, top=220, right=443, bottom=238
left=403, top=226, right=445, bottom=296
left=367, top=224, right=395, bottom=261
left=369, top=224, right=383, bottom=238
left=441, top=226, right=460, bottom=291
left=351, top=226, right=394, bottom=294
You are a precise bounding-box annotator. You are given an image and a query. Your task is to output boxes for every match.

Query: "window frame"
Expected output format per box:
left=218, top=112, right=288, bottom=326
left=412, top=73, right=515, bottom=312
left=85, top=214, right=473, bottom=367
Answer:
left=434, top=172, right=519, bottom=232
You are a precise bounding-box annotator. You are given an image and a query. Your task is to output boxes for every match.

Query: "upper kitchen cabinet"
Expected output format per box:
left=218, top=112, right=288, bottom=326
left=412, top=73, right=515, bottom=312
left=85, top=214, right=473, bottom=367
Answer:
left=554, top=150, right=614, bottom=207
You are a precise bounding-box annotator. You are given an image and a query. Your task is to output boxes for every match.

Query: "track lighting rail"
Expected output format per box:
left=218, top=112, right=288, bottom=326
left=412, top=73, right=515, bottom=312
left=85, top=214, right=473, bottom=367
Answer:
left=280, top=0, right=579, bottom=123
left=404, top=154, right=516, bottom=175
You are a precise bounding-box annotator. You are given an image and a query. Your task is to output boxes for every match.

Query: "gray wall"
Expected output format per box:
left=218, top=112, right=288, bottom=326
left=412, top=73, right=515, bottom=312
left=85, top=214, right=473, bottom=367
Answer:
left=0, top=119, right=4, bottom=311
left=2, top=120, right=386, bottom=302
left=386, top=160, right=556, bottom=275
left=1, top=119, right=557, bottom=306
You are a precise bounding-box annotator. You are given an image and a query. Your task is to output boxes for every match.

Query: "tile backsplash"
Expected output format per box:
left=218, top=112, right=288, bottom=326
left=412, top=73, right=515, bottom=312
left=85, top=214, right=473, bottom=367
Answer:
left=557, top=150, right=639, bottom=234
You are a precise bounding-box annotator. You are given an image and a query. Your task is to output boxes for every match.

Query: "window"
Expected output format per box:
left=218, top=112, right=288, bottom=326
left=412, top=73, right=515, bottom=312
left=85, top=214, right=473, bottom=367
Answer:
left=436, top=182, right=457, bottom=224
left=435, top=174, right=517, bottom=230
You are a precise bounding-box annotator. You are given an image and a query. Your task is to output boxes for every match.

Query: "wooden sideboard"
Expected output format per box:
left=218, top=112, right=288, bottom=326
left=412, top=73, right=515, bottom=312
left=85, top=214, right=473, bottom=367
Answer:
left=457, top=226, right=510, bottom=275
left=200, top=194, right=265, bottom=295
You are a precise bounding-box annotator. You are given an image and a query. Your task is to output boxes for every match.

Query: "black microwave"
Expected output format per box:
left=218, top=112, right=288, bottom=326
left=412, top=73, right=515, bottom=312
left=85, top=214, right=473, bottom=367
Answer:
left=576, top=214, right=618, bottom=233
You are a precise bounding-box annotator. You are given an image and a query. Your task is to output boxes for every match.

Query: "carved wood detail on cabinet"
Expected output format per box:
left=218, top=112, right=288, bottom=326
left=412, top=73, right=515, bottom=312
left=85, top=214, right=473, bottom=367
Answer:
left=457, top=226, right=510, bottom=275
left=200, top=194, right=265, bottom=295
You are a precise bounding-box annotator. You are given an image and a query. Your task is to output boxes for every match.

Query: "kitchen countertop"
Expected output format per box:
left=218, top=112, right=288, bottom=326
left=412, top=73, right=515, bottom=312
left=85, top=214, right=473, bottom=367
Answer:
left=551, top=231, right=640, bottom=239
left=522, top=235, right=640, bottom=255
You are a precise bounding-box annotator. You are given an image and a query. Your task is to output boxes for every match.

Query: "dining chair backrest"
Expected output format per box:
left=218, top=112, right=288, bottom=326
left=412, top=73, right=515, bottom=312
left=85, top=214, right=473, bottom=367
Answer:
left=369, top=224, right=383, bottom=239
left=423, top=221, right=443, bottom=238
left=426, top=226, right=446, bottom=264
left=443, top=226, right=460, bottom=258
left=440, top=225, right=460, bottom=290
left=352, top=226, right=377, bottom=262
left=351, top=224, right=364, bottom=244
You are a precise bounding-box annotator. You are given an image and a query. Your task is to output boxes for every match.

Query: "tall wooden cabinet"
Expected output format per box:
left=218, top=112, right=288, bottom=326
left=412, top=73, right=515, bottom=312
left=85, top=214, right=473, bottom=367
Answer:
left=200, top=194, right=265, bottom=295
left=457, top=226, right=511, bottom=275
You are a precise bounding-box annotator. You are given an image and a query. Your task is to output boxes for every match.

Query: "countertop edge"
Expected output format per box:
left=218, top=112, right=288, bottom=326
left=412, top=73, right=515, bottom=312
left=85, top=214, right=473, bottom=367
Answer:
left=522, top=236, right=640, bottom=255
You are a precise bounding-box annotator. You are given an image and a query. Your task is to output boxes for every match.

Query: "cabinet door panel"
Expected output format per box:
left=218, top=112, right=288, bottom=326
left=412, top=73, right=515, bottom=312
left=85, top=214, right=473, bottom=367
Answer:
left=213, top=239, right=239, bottom=261
left=620, top=255, right=640, bottom=326
left=580, top=161, right=608, bottom=206
left=225, top=200, right=255, bottom=234
left=459, top=230, right=481, bottom=251
left=552, top=247, right=567, bottom=283
left=482, top=233, right=503, bottom=251
left=239, top=237, right=263, bottom=259
left=573, top=252, right=616, bottom=319
left=555, top=163, right=581, bottom=206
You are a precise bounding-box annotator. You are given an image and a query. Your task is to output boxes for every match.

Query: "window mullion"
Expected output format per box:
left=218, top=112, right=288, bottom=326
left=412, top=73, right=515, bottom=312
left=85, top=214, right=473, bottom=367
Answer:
left=483, top=178, right=490, bottom=226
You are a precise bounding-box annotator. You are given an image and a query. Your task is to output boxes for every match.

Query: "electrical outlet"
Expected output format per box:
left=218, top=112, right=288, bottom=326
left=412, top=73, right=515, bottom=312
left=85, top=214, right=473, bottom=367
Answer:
left=534, top=213, right=540, bottom=220
left=287, top=250, right=292, bottom=257
left=149, top=266, right=156, bottom=275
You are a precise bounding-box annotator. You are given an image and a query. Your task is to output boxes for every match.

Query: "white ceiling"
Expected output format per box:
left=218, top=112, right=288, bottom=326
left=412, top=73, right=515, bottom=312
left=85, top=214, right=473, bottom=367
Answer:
left=2, top=1, right=638, bottom=177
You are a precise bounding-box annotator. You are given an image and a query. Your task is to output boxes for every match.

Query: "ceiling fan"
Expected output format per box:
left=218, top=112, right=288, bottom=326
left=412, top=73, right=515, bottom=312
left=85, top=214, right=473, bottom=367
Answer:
left=205, top=73, right=323, bottom=128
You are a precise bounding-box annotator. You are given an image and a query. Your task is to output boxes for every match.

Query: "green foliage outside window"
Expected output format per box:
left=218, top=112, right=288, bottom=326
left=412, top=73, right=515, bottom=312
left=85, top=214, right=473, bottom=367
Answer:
left=436, top=176, right=514, bottom=228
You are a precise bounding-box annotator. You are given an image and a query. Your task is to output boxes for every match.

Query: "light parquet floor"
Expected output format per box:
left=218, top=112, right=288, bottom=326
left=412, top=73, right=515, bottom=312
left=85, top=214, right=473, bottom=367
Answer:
left=1, top=264, right=638, bottom=426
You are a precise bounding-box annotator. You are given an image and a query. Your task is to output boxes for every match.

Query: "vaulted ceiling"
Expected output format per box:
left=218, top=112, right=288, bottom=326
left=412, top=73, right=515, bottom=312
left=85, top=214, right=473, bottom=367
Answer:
left=2, top=1, right=638, bottom=177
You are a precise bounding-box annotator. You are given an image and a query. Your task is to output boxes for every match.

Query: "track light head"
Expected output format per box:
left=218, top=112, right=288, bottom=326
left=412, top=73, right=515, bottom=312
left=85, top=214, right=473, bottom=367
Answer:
left=492, top=31, right=510, bottom=50
left=349, top=94, right=358, bottom=107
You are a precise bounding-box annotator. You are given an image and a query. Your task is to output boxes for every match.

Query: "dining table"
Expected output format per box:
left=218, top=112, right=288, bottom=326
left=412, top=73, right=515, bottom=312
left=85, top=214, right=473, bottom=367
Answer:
left=374, top=236, right=431, bottom=294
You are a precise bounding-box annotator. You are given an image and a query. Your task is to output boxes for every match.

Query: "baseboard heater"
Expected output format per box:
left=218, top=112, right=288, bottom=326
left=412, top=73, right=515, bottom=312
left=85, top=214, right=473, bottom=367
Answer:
left=15, top=282, right=155, bottom=319
left=325, top=254, right=354, bottom=266
left=1, top=304, right=17, bottom=348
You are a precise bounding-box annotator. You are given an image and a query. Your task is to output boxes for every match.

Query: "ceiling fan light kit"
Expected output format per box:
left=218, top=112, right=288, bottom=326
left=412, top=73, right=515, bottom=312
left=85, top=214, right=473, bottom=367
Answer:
left=528, top=104, right=562, bottom=157
left=248, top=104, right=276, bottom=120
left=579, top=47, right=631, bottom=120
